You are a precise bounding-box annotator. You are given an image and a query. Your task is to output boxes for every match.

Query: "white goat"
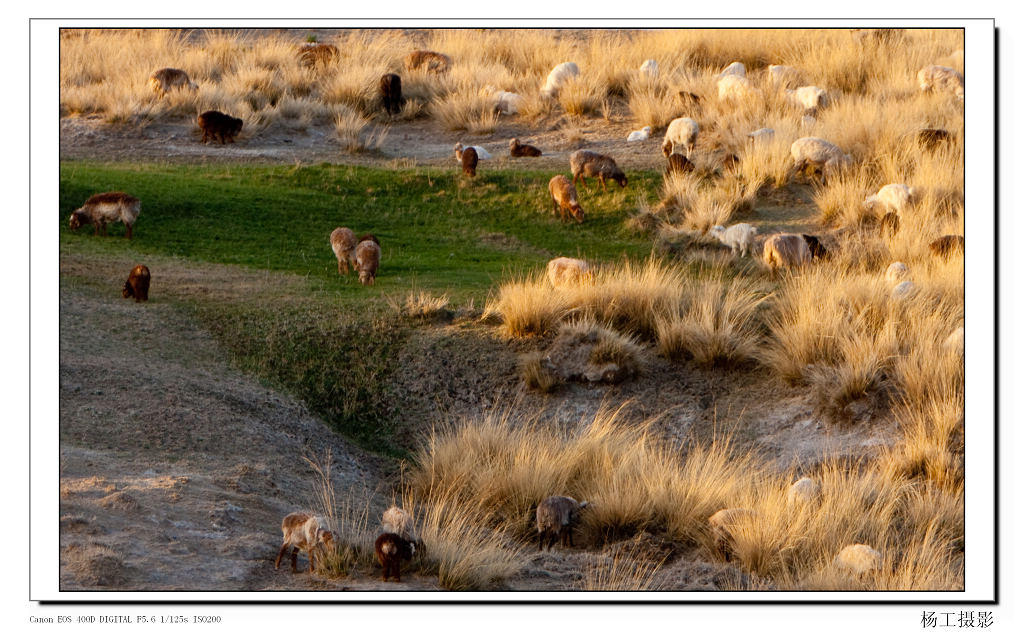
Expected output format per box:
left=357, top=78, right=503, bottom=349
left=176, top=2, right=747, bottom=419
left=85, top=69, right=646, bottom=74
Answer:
left=710, top=223, right=758, bottom=257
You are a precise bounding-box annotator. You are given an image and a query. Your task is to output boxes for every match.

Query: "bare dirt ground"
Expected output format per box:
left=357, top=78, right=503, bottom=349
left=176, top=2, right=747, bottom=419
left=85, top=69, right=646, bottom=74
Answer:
left=58, top=249, right=898, bottom=592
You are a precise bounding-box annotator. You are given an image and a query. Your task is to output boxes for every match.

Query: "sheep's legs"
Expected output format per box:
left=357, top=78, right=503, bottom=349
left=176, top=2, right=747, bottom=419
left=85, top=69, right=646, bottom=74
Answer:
left=274, top=543, right=289, bottom=570
left=126, top=223, right=132, bottom=240
left=290, top=547, right=299, bottom=573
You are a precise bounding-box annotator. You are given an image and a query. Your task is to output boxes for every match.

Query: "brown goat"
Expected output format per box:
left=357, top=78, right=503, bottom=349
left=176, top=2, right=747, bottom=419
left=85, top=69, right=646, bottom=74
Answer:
left=461, top=146, right=478, bottom=177
left=509, top=138, right=542, bottom=157
left=548, top=175, right=585, bottom=223
left=404, top=50, right=451, bottom=74
left=122, top=264, right=150, bottom=302
left=666, top=152, right=695, bottom=175
left=198, top=110, right=243, bottom=144
left=297, top=43, right=339, bottom=68
left=69, top=192, right=140, bottom=239
left=929, top=235, right=965, bottom=260
left=879, top=212, right=901, bottom=238
left=274, top=512, right=336, bottom=574
left=330, top=227, right=358, bottom=274
left=536, top=495, right=589, bottom=551
left=374, top=532, right=417, bottom=582
left=379, top=74, right=403, bottom=115
left=356, top=239, right=381, bottom=285
left=569, top=150, right=627, bottom=191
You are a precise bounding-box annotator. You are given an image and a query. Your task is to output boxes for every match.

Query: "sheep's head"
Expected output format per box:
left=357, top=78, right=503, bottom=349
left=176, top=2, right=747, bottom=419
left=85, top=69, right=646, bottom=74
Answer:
left=318, top=529, right=337, bottom=554
left=661, top=138, right=673, bottom=158
left=509, top=138, right=519, bottom=149
left=802, top=234, right=828, bottom=260
left=122, top=279, right=135, bottom=298
left=570, top=203, right=585, bottom=224
left=69, top=211, right=84, bottom=230
left=710, top=225, right=726, bottom=239
left=453, top=142, right=464, bottom=160
left=359, top=269, right=376, bottom=286
left=614, top=172, right=628, bottom=188
left=862, top=194, right=883, bottom=214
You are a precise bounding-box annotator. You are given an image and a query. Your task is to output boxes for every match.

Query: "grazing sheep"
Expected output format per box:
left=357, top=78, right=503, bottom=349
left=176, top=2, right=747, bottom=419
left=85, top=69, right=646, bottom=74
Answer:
left=944, top=326, right=965, bottom=357
left=802, top=234, right=828, bottom=260
left=356, top=239, right=381, bottom=285
left=748, top=127, right=775, bottom=141
left=536, top=495, right=589, bottom=551
left=509, top=138, right=542, bottom=157
left=379, top=73, right=403, bottom=115
left=492, top=90, right=524, bottom=115
left=879, top=212, right=901, bottom=238
left=918, top=127, right=952, bottom=150
left=548, top=175, right=585, bottom=223
left=787, top=477, right=821, bottom=506
left=662, top=117, right=700, bottom=157
left=460, top=146, right=478, bottom=177
left=892, top=280, right=917, bottom=300
left=762, top=233, right=812, bottom=274
left=198, top=110, right=243, bottom=144
left=374, top=532, right=417, bottom=582
left=404, top=50, right=451, bottom=74
left=274, top=512, right=336, bottom=574
left=547, top=257, right=593, bottom=287
left=863, top=183, right=918, bottom=216
left=296, top=43, right=339, bottom=68
left=790, top=137, right=853, bottom=182
left=767, top=64, right=802, bottom=88
left=708, top=508, right=759, bottom=558
left=381, top=506, right=417, bottom=541
left=639, top=59, right=659, bottom=77
left=918, top=65, right=964, bottom=99
left=148, top=68, right=197, bottom=96
left=330, top=227, right=358, bottom=275
left=885, top=262, right=909, bottom=283
left=122, top=264, right=150, bottom=302
left=69, top=192, right=140, bottom=239
left=786, top=85, right=829, bottom=111
left=453, top=142, right=491, bottom=160
left=717, top=61, right=746, bottom=78
left=717, top=73, right=758, bottom=102
left=929, top=235, right=965, bottom=259
left=709, top=223, right=758, bottom=257
left=834, top=543, right=882, bottom=575
left=540, top=61, right=580, bottom=99
left=626, top=126, right=652, bottom=142
left=666, top=152, right=695, bottom=175
left=569, top=150, right=627, bottom=191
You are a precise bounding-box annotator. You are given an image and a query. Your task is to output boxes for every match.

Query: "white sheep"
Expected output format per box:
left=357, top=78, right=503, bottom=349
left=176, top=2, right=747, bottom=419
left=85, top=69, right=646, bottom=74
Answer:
left=453, top=141, right=491, bottom=161
left=717, top=61, right=746, bottom=78
left=709, top=223, right=758, bottom=257
left=708, top=508, right=759, bottom=557
left=493, top=90, right=524, bottom=115
left=918, top=65, right=964, bottom=99
left=884, top=262, right=909, bottom=284
left=639, top=59, right=659, bottom=78
left=834, top=544, right=882, bottom=575
left=381, top=505, right=418, bottom=541
left=626, top=126, right=652, bottom=142
left=547, top=257, right=593, bottom=287
left=786, top=85, right=829, bottom=111
left=767, top=64, right=802, bottom=88
left=790, top=137, right=853, bottom=181
left=541, top=61, right=580, bottom=99
left=863, top=183, right=918, bottom=216
left=892, top=280, right=917, bottom=300
left=662, top=117, right=700, bottom=157
left=748, top=127, right=775, bottom=141
left=787, top=477, right=821, bottom=506
left=717, top=73, right=759, bottom=102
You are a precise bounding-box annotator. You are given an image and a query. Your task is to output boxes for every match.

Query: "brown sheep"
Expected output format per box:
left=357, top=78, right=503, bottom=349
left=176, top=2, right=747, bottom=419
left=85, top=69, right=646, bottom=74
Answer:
left=879, top=212, right=901, bottom=238
left=461, top=146, right=478, bottom=177
left=356, top=239, right=381, bottom=285
left=69, top=192, right=140, bottom=239
left=929, top=235, right=965, bottom=260
left=665, top=152, right=695, bottom=175
left=379, top=74, right=403, bottom=115
left=358, top=233, right=380, bottom=246
left=198, top=110, right=243, bottom=144
left=569, top=150, right=627, bottom=191
left=762, top=233, right=812, bottom=275
left=404, top=50, right=451, bottom=74
left=274, top=512, right=336, bottom=574
left=374, top=532, right=417, bottom=582
left=548, top=175, right=585, bottom=223
left=802, top=234, right=828, bottom=260
left=509, top=138, right=542, bottom=157
left=536, top=495, right=589, bottom=551
left=122, top=264, right=150, bottom=302
left=297, top=42, right=339, bottom=68
left=148, top=68, right=197, bottom=96
left=330, top=227, right=358, bottom=275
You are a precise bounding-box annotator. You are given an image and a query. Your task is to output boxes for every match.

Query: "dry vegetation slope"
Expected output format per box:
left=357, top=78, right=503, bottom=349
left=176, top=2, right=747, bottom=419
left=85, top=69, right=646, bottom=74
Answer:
left=59, top=27, right=965, bottom=591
